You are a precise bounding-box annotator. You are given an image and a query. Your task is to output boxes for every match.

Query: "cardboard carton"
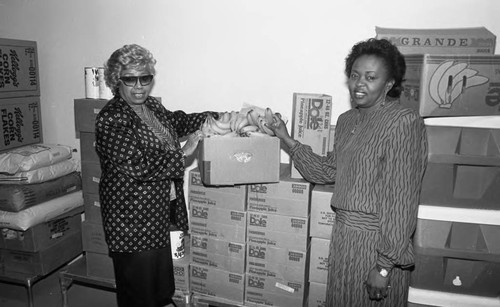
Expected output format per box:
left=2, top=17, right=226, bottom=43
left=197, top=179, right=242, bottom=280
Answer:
left=247, top=164, right=312, bottom=217
left=401, top=54, right=500, bottom=117
left=246, top=243, right=308, bottom=282
left=245, top=274, right=306, bottom=307
left=190, top=264, right=245, bottom=304
left=0, top=231, right=82, bottom=275
left=309, top=184, right=335, bottom=239
left=426, top=125, right=500, bottom=166
left=74, top=99, right=109, bottom=133
left=308, top=282, right=327, bottom=307
left=188, top=168, right=247, bottom=211
left=375, top=27, right=496, bottom=55
left=0, top=38, right=40, bottom=99
left=190, top=235, right=246, bottom=274
left=197, top=136, right=280, bottom=186
left=0, top=96, right=42, bottom=152
left=421, top=163, right=500, bottom=210
left=81, top=161, right=101, bottom=195
left=83, top=193, right=102, bottom=224
left=308, top=237, right=330, bottom=284
left=0, top=208, right=82, bottom=252
left=291, top=93, right=332, bottom=178
left=80, top=132, right=99, bottom=163
left=81, top=220, right=107, bottom=254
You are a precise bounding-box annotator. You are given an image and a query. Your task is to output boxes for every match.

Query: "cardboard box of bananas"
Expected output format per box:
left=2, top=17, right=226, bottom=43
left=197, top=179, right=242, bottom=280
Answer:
left=200, top=107, right=281, bottom=138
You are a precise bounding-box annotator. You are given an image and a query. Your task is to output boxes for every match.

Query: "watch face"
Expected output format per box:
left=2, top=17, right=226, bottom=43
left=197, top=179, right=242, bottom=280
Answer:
left=379, top=268, right=389, bottom=277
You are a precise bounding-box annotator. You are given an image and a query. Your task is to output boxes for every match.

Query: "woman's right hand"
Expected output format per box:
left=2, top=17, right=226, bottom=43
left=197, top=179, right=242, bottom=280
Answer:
left=267, top=114, right=297, bottom=149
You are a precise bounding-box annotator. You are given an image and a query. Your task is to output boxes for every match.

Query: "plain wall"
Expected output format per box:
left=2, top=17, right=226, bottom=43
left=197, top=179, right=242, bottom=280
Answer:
left=0, top=0, right=499, bottom=156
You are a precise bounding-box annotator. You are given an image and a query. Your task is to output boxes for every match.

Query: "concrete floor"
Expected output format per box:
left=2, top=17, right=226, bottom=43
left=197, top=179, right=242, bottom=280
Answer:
left=0, top=255, right=117, bottom=307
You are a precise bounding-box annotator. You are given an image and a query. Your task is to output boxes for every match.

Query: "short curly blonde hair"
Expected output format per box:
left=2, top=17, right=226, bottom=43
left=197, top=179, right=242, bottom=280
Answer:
left=104, top=44, right=156, bottom=96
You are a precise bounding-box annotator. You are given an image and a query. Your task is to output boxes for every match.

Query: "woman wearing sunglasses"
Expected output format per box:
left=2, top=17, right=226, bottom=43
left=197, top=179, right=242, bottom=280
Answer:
left=95, top=44, right=216, bottom=307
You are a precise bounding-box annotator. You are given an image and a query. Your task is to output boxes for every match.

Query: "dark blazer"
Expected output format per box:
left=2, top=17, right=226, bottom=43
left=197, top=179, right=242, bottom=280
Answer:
left=95, top=95, right=210, bottom=253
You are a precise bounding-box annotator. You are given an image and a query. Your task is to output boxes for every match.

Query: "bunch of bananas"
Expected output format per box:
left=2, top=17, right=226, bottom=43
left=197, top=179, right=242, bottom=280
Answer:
left=201, top=108, right=280, bottom=138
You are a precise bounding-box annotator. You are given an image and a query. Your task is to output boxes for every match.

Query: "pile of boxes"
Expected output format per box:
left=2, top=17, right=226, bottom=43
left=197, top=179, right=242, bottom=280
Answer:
left=375, top=27, right=500, bottom=306
left=0, top=38, right=84, bottom=279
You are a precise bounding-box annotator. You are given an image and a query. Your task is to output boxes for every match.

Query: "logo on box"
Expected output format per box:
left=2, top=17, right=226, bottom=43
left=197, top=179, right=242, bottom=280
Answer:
left=192, top=206, right=209, bottom=219
left=249, top=214, right=267, bottom=227
left=248, top=245, right=266, bottom=259
left=247, top=276, right=265, bottom=289
left=192, top=266, right=207, bottom=279
left=250, top=184, right=267, bottom=193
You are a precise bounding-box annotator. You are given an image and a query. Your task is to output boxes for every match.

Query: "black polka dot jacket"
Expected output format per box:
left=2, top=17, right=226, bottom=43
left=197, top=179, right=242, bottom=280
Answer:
left=95, top=96, right=212, bottom=253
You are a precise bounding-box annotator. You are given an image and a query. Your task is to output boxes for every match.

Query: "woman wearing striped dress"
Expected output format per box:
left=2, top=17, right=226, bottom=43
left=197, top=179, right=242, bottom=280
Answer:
left=268, top=38, right=428, bottom=306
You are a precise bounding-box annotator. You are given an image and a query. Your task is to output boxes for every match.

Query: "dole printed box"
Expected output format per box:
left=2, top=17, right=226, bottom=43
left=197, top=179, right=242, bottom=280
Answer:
left=247, top=164, right=311, bottom=217
left=309, top=184, right=336, bottom=239
left=401, top=54, right=500, bottom=117
left=190, top=264, right=245, bottom=304
left=190, top=234, right=246, bottom=274
left=246, top=242, right=308, bottom=282
left=188, top=168, right=247, bottom=211
left=245, top=274, right=306, bottom=307
left=308, top=237, right=330, bottom=284
left=291, top=93, right=332, bottom=178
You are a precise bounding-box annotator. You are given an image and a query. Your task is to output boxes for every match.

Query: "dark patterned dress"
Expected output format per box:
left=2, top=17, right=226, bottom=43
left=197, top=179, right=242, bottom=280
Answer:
left=95, top=95, right=211, bottom=253
left=290, top=101, right=427, bottom=306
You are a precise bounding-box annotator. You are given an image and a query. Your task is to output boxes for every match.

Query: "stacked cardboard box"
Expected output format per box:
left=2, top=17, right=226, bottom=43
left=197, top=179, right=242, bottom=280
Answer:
left=0, top=38, right=42, bottom=152
left=307, top=184, right=335, bottom=307
left=290, top=93, right=332, bottom=179
left=245, top=164, right=311, bottom=307
left=188, top=168, right=247, bottom=304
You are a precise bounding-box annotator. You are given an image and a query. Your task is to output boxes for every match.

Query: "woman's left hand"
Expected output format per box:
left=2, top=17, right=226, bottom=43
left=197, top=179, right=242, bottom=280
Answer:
left=365, top=267, right=390, bottom=301
left=182, top=130, right=203, bottom=157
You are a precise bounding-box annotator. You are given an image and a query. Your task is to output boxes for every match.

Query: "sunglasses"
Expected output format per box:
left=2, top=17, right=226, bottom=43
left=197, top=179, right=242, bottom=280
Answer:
left=119, top=75, right=154, bottom=87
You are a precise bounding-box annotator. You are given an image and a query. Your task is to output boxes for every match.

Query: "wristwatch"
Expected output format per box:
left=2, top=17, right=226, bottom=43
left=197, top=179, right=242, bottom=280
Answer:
left=376, top=265, right=390, bottom=278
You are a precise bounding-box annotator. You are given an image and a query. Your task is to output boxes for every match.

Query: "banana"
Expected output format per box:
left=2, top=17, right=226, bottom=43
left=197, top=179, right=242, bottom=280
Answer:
left=437, top=62, right=467, bottom=103
left=249, top=109, right=261, bottom=127
left=240, top=125, right=259, bottom=134
left=220, top=112, right=231, bottom=123
left=258, top=117, right=275, bottom=136
left=213, top=118, right=231, bottom=130
left=246, top=110, right=256, bottom=126
left=235, top=117, right=250, bottom=133
left=247, top=131, right=270, bottom=137
left=264, top=107, right=274, bottom=125
left=229, top=111, right=239, bottom=131
left=429, top=60, right=455, bottom=103
left=232, top=114, right=245, bottom=132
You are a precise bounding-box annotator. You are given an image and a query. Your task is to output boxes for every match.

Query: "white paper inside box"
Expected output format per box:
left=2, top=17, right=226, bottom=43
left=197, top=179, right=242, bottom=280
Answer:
left=198, top=136, right=280, bottom=186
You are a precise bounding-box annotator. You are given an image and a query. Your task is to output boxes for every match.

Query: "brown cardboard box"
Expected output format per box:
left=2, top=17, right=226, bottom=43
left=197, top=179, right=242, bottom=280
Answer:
left=246, top=243, right=308, bottom=282
left=80, top=132, right=99, bottom=163
left=197, top=136, right=280, bottom=186
left=0, top=208, right=82, bottom=252
left=308, top=237, right=330, bottom=284
left=309, top=184, right=335, bottom=239
left=246, top=212, right=309, bottom=251
left=308, top=282, right=327, bottom=307
left=290, top=93, right=332, bottom=178
left=421, top=163, right=500, bottom=210
left=81, top=220, right=107, bottom=254
left=0, top=231, right=82, bottom=275
left=188, top=168, right=247, bottom=211
left=189, top=201, right=247, bottom=243
left=0, top=38, right=40, bottom=99
left=74, top=99, right=109, bottom=133
left=245, top=274, right=306, bottom=307
left=426, top=125, right=500, bottom=166
left=247, top=164, right=312, bottom=218
left=81, top=161, right=101, bottom=195
left=83, top=193, right=102, bottom=224
left=375, top=27, right=496, bottom=55
left=190, top=235, right=245, bottom=274
left=328, top=125, right=335, bottom=152
left=0, top=96, right=42, bottom=152
left=190, top=264, right=245, bottom=304
left=401, top=54, right=500, bottom=117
